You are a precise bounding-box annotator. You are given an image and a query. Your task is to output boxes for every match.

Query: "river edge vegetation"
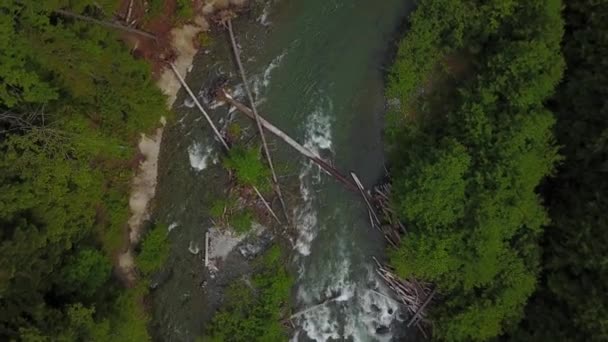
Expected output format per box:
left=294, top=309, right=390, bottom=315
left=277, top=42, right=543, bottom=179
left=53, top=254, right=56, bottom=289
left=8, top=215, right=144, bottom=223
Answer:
left=202, top=245, right=293, bottom=342
left=0, top=0, right=292, bottom=340
left=0, top=1, right=176, bottom=340
left=387, top=0, right=606, bottom=341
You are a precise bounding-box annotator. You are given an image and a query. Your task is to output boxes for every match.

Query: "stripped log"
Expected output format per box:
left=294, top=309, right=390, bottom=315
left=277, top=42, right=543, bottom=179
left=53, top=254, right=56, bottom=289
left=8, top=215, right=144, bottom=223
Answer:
left=351, top=172, right=381, bottom=227
left=125, top=0, right=134, bottom=24
left=204, top=231, right=210, bottom=268
left=171, top=64, right=281, bottom=224
left=290, top=294, right=342, bottom=320
left=253, top=185, right=281, bottom=223
left=219, top=90, right=358, bottom=192
left=54, top=9, right=157, bottom=41
left=226, top=19, right=290, bottom=224
left=407, top=288, right=436, bottom=327
left=171, top=63, right=229, bottom=151
left=372, top=256, right=434, bottom=325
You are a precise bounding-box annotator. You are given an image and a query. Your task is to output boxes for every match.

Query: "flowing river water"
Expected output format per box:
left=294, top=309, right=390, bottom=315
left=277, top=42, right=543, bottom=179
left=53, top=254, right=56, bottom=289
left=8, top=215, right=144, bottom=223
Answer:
left=153, top=0, right=414, bottom=341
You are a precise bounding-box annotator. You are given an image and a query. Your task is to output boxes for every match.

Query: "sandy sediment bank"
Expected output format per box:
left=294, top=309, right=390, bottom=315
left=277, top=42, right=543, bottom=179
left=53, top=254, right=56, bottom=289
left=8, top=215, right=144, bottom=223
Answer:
left=118, top=0, right=249, bottom=284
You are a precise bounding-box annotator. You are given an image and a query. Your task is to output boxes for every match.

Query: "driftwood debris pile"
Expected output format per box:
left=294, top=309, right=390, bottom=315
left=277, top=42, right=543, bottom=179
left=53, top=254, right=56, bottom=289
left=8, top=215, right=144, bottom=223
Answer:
left=353, top=175, right=436, bottom=335
left=373, top=257, right=436, bottom=337
left=350, top=173, right=404, bottom=247
left=371, top=183, right=407, bottom=247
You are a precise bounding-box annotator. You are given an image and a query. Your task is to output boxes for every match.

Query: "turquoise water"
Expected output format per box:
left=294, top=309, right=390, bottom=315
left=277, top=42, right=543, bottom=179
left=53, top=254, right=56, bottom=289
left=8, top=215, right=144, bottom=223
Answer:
left=253, top=1, right=412, bottom=340
left=153, top=1, right=412, bottom=340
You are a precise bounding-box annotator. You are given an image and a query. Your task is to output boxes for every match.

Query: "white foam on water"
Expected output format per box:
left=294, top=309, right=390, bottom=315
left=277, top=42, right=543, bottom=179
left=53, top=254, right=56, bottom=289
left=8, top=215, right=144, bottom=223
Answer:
left=183, top=97, right=195, bottom=108
left=343, top=267, right=402, bottom=342
left=295, top=256, right=350, bottom=340
left=291, top=98, right=401, bottom=341
left=303, top=105, right=333, bottom=154
left=188, top=241, right=200, bottom=255
left=293, top=200, right=317, bottom=256
left=297, top=304, right=340, bottom=342
left=168, top=222, right=179, bottom=232
left=187, top=142, right=215, bottom=171
left=258, top=2, right=272, bottom=26
left=294, top=264, right=402, bottom=341
left=293, top=101, right=334, bottom=256
left=294, top=244, right=356, bottom=341
left=229, top=50, right=288, bottom=108
left=263, top=51, right=287, bottom=88
left=251, top=50, right=287, bottom=102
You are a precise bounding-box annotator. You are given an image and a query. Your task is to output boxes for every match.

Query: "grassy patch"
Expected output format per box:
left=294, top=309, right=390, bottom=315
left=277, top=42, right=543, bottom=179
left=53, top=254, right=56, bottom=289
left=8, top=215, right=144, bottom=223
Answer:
left=203, top=245, right=292, bottom=341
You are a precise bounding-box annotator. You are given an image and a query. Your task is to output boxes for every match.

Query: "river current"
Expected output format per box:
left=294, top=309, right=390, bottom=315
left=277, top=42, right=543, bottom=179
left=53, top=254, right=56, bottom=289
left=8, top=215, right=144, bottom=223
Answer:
left=154, top=1, right=412, bottom=341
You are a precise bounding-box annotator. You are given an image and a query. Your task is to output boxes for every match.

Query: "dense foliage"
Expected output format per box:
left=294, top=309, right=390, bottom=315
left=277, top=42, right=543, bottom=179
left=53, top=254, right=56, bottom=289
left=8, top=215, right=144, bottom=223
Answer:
left=136, top=224, right=170, bottom=276
left=204, top=245, right=293, bottom=342
left=506, top=1, right=608, bottom=340
left=386, top=0, right=563, bottom=340
left=0, top=0, right=166, bottom=340
left=223, top=145, right=271, bottom=192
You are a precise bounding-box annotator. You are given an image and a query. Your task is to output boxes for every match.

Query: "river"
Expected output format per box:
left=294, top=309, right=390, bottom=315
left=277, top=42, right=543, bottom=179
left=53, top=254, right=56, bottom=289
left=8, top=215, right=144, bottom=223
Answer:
left=153, top=0, right=413, bottom=341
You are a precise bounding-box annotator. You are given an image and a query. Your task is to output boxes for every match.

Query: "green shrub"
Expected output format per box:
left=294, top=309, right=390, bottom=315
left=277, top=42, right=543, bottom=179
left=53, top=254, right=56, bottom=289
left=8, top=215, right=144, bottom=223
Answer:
left=136, top=224, right=170, bottom=276
left=222, top=146, right=271, bottom=192
left=61, top=249, right=112, bottom=297
left=230, top=210, right=253, bottom=234
left=175, top=0, right=194, bottom=22
left=107, top=284, right=151, bottom=341
left=205, top=245, right=292, bottom=341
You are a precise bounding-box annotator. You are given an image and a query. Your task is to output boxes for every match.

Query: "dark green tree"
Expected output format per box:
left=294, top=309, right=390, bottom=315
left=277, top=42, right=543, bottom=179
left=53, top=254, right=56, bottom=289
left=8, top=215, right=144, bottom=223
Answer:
left=386, top=0, right=563, bottom=340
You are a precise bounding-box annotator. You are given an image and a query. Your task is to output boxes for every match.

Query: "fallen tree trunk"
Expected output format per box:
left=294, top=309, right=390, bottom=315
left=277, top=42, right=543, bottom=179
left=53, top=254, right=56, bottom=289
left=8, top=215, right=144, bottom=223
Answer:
left=219, top=90, right=358, bottom=192
left=407, top=287, right=436, bottom=327
left=204, top=231, right=210, bottom=268
left=227, top=19, right=290, bottom=224
left=54, top=9, right=157, bottom=41
left=372, top=256, right=434, bottom=325
left=170, top=63, right=229, bottom=151
left=170, top=63, right=281, bottom=225
left=351, top=172, right=381, bottom=227
left=289, top=294, right=342, bottom=320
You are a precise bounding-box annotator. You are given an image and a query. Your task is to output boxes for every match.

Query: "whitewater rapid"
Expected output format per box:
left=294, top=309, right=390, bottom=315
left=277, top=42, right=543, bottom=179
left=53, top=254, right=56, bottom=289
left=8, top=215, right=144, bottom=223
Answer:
left=291, top=95, right=402, bottom=341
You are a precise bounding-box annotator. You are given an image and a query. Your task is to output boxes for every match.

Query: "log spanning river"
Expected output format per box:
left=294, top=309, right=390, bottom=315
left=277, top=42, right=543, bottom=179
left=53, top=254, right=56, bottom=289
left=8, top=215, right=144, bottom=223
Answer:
left=153, top=0, right=413, bottom=341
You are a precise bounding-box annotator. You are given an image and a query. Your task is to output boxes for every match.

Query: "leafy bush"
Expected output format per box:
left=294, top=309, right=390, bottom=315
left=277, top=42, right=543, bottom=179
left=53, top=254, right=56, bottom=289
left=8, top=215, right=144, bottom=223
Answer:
left=107, top=284, right=151, bottom=341
left=0, top=1, right=168, bottom=340
left=136, top=224, right=170, bottom=276
left=223, top=146, right=271, bottom=192
left=229, top=210, right=254, bottom=234
left=175, top=0, right=194, bottom=22
left=204, top=245, right=292, bottom=341
left=61, top=249, right=112, bottom=298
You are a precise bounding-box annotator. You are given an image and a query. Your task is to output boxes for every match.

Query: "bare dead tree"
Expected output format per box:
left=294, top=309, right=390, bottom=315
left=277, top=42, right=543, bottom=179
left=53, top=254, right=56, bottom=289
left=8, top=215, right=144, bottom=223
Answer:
left=54, top=9, right=157, bottom=41
left=170, top=62, right=282, bottom=224
left=225, top=18, right=291, bottom=226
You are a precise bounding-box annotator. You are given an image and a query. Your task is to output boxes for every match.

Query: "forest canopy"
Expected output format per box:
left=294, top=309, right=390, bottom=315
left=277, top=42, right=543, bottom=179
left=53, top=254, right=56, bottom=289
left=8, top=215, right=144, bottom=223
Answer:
left=0, top=0, right=166, bottom=340
left=506, top=1, right=608, bottom=340
left=386, top=0, right=563, bottom=340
